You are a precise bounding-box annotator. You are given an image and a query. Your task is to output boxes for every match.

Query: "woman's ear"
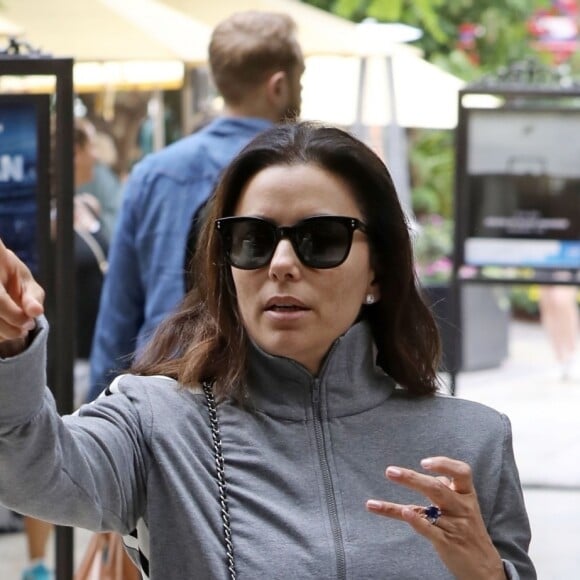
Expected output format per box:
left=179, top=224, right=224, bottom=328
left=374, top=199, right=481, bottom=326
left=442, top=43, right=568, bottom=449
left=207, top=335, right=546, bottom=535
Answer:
left=367, top=250, right=382, bottom=301
left=363, top=274, right=381, bottom=305
left=366, top=287, right=381, bottom=305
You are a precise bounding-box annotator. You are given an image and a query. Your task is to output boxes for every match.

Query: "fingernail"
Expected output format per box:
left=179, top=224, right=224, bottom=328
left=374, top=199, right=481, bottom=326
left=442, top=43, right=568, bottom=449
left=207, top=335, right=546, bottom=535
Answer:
left=366, top=500, right=382, bottom=510
left=23, top=320, right=36, bottom=332
left=386, top=466, right=402, bottom=478
left=421, top=458, right=433, bottom=469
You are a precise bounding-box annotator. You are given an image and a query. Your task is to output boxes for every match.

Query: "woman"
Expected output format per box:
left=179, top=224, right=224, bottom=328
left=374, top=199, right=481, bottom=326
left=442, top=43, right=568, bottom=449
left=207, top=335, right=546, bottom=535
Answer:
left=0, top=123, right=535, bottom=579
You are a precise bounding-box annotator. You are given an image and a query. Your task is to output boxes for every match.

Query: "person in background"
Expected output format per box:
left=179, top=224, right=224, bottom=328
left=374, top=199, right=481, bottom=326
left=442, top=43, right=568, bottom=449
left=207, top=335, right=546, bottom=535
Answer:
left=538, top=284, right=579, bottom=381
left=19, top=515, right=52, bottom=580
left=87, top=11, right=304, bottom=402
left=74, top=119, right=122, bottom=243
left=71, top=122, right=110, bottom=361
left=0, top=122, right=535, bottom=579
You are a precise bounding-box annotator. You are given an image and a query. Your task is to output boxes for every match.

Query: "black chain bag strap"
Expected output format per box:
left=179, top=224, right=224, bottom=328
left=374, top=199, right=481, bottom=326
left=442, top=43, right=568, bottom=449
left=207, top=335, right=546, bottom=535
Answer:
left=202, top=382, right=237, bottom=580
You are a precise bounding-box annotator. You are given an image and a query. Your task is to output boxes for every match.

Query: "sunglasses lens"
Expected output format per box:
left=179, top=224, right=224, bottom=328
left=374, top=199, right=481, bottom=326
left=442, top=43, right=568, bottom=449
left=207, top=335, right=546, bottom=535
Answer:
left=218, top=216, right=360, bottom=270
left=227, top=220, right=274, bottom=269
left=295, top=219, right=351, bottom=268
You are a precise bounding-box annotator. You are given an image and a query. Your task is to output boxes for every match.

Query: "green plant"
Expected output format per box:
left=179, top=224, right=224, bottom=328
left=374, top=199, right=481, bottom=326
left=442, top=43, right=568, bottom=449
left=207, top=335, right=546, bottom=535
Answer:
left=413, top=214, right=454, bottom=283
left=409, top=129, right=455, bottom=219
left=303, top=0, right=549, bottom=75
left=509, top=285, right=540, bottom=318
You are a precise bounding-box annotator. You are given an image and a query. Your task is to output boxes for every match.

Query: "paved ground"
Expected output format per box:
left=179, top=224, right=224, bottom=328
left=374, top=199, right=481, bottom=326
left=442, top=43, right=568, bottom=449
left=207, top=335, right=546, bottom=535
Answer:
left=0, top=318, right=578, bottom=578
left=452, top=320, right=580, bottom=580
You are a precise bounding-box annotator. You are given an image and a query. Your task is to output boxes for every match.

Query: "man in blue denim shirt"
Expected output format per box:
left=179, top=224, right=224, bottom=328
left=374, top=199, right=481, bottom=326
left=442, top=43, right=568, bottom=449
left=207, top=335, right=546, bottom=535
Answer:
left=88, top=11, right=304, bottom=401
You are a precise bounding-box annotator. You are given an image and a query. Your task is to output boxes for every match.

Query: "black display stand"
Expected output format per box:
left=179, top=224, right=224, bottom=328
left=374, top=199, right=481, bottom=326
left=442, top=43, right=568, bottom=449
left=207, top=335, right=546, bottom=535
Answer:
left=0, top=38, right=75, bottom=580
left=450, top=60, right=580, bottom=394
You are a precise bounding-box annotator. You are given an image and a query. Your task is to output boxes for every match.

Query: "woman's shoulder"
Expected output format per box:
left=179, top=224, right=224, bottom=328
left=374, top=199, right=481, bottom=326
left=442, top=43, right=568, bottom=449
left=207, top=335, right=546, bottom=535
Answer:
left=94, top=373, right=206, bottom=413
left=385, top=391, right=513, bottom=467
left=391, top=388, right=509, bottom=430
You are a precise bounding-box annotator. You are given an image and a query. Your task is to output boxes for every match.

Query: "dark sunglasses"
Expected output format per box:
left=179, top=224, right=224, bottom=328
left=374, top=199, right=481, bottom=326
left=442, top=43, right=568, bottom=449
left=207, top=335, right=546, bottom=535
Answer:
left=215, top=215, right=368, bottom=270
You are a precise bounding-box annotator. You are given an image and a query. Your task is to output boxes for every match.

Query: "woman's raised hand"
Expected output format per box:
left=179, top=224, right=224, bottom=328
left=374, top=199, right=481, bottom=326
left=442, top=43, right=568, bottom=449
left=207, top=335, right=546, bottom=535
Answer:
left=366, top=456, right=506, bottom=580
left=0, top=239, right=44, bottom=356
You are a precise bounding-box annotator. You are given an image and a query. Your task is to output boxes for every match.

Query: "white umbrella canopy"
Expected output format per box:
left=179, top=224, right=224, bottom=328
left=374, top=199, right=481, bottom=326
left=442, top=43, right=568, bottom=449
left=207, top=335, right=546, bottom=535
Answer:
left=1, top=0, right=414, bottom=65
left=1, top=0, right=438, bottom=103
left=301, top=53, right=465, bottom=130
left=0, top=60, right=186, bottom=93
left=1, top=0, right=210, bottom=62
left=0, top=15, right=23, bottom=37
left=0, top=0, right=213, bottom=91
left=160, top=0, right=420, bottom=58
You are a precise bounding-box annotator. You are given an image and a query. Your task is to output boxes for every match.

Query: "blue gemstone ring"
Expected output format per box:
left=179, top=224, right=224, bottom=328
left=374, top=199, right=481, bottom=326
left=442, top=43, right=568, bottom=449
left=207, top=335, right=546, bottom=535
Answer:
left=423, top=504, right=442, bottom=525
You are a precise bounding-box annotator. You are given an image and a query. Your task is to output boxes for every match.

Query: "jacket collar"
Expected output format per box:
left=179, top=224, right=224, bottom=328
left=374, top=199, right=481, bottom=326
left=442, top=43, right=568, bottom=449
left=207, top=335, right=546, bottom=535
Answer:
left=206, top=116, right=273, bottom=137
left=245, top=320, right=395, bottom=420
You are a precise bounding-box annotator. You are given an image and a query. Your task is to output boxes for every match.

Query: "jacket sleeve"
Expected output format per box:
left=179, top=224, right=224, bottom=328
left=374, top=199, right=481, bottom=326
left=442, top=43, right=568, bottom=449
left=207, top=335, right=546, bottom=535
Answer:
left=0, top=318, right=149, bottom=533
left=88, top=169, right=145, bottom=401
left=491, top=415, right=536, bottom=580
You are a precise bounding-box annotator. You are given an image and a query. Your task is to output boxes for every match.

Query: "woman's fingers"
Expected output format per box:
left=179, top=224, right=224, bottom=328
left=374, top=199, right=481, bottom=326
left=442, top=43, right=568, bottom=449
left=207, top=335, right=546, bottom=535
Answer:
left=365, top=499, right=409, bottom=521
left=0, top=240, right=44, bottom=340
left=384, top=467, right=457, bottom=509
left=367, top=458, right=505, bottom=579
left=384, top=457, right=475, bottom=505
left=366, top=501, right=451, bottom=546
left=401, top=506, right=444, bottom=537
left=20, top=281, right=45, bottom=319
left=420, top=457, right=474, bottom=495
left=0, top=272, right=31, bottom=335
left=371, top=458, right=483, bottom=538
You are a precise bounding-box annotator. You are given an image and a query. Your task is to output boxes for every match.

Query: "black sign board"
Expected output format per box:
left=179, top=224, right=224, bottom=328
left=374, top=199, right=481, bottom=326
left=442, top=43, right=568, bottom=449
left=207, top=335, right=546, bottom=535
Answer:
left=456, top=106, right=580, bottom=284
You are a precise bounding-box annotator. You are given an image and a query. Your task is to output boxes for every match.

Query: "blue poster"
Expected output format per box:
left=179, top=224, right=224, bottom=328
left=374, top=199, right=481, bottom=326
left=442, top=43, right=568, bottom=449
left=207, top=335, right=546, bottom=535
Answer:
left=0, top=101, right=39, bottom=274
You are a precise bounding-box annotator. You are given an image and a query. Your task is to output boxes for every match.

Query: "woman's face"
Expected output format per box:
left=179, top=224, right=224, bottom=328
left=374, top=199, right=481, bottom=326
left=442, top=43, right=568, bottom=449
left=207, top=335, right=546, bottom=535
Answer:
left=231, top=162, right=379, bottom=374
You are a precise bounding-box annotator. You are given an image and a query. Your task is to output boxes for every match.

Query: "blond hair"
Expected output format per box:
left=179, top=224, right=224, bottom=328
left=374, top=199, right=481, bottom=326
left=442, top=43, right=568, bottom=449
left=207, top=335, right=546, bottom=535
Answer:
left=209, top=11, right=302, bottom=105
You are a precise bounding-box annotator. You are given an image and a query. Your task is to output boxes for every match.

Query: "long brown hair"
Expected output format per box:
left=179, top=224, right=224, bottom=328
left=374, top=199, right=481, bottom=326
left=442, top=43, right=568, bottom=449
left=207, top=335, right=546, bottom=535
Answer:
left=131, top=122, right=441, bottom=399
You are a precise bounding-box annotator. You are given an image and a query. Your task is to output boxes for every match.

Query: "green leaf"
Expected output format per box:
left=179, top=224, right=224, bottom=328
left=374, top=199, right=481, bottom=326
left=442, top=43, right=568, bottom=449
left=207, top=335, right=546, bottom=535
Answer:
left=333, top=0, right=365, bottom=20
left=367, top=0, right=403, bottom=21
left=412, top=0, right=447, bottom=44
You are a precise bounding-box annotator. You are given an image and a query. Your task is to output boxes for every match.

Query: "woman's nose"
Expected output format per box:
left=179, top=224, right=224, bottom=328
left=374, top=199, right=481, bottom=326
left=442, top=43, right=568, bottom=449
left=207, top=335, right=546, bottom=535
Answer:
left=268, top=239, right=301, bottom=279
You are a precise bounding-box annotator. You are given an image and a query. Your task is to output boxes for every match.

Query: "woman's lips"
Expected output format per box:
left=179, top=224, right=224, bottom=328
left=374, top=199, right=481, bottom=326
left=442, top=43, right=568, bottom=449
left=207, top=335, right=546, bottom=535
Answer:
left=265, top=296, right=308, bottom=310
left=264, top=297, right=310, bottom=320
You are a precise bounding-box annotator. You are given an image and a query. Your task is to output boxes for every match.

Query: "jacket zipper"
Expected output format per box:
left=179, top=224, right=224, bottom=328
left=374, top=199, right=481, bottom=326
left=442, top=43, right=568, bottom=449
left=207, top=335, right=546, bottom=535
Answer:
left=311, top=378, right=347, bottom=580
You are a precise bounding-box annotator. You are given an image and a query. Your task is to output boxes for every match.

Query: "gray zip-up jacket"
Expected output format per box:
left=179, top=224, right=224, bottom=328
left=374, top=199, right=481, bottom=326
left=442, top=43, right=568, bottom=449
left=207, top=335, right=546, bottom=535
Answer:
left=0, top=318, right=535, bottom=579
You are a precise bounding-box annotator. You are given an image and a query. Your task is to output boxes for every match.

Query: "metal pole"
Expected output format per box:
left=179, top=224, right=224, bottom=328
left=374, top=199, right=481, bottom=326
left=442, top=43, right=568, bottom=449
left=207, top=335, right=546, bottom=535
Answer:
left=449, top=91, right=468, bottom=396
left=181, top=67, right=192, bottom=135
left=53, top=57, right=75, bottom=580
left=383, top=54, right=413, bottom=218
left=152, top=89, right=166, bottom=151
left=353, top=55, right=368, bottom=143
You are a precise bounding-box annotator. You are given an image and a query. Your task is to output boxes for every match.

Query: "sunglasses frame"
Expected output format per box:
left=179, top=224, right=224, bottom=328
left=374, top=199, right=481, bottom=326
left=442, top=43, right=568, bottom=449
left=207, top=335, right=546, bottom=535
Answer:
left=215, top=215, right=368, bottom=270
